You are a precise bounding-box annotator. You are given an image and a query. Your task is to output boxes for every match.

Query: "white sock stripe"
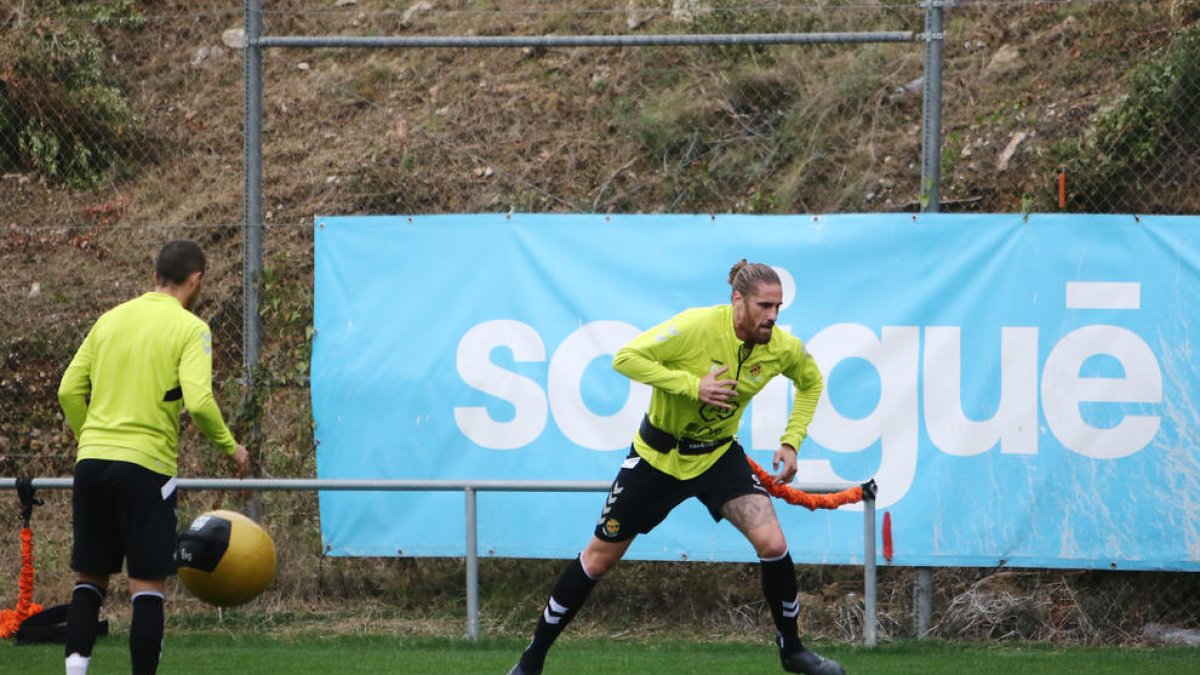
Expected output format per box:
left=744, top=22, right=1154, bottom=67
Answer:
left=578, top=557, right=599, bottom=581
left=543, top=608, right=562, bottom=625
left=759, top=549, right=791, bottom=563
left=130, top=591, right=165, bottom=603
left=782, top=594, right=801, bottom=618
left=547, top=597, right=568, bottom=614
left=73, top=583, right=104, bottom=598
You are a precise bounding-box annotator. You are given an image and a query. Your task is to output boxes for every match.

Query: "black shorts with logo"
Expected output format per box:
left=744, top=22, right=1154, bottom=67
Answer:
left=71, top=458, right=179, bottom=579
left=593, top=441, right=767, bottom=543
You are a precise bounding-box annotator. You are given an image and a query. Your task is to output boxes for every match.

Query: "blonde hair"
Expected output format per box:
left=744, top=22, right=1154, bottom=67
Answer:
left=728, top=259, right=780, bottom=296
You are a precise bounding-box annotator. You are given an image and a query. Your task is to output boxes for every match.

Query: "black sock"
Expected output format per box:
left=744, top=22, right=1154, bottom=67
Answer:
left=760, top=551, right=802, bottom=651
left=129, top=592, right=164, bottom=675
left=65, top=583, right=106, bottom=659
left=521, top=557, right=598, bottom=668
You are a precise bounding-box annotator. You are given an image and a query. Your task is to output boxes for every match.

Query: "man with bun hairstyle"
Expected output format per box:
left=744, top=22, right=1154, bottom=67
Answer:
left=509, top=260, right=844, bottom=675
left=57, top=239, right=250, bottom=675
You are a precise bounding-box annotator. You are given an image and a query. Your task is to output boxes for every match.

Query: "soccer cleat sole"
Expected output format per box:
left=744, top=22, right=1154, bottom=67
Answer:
left=780, top=648, right=846, bottom=675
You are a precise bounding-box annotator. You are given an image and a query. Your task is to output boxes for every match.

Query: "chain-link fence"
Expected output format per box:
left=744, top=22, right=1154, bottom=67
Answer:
left=2, top=0, right=1198, bottom=645
left=945, top=0, right=1200, bottom=214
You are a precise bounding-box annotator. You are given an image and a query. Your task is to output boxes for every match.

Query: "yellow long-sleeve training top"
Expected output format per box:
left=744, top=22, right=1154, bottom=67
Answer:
left=612, top=304, right=824, bottom=480
left=58, top=292, right=238, bottom=476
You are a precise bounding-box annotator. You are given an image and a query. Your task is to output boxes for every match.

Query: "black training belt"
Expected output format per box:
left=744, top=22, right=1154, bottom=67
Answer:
left=638, top=415, right=732, bottom=456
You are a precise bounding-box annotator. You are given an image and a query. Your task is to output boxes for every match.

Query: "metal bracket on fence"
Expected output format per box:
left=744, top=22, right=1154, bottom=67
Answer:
left=861, top=479, right=878, bottom=501
left=15, top=477, right=43, bottom=528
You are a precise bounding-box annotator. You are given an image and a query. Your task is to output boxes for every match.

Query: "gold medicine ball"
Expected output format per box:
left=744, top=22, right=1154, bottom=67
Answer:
left=177, top=510, right=277, bottom=607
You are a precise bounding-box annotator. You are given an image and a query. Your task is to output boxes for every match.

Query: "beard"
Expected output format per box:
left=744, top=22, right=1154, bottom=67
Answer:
left=184, top=285, right=203, bottom=310
left=750, top=323, right=774, bottom=344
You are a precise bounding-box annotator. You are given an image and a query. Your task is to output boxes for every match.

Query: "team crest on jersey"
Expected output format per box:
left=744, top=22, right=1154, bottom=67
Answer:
left=604, top=518, right=621, bottom=538
left=748, top=363, right=762, bottom=379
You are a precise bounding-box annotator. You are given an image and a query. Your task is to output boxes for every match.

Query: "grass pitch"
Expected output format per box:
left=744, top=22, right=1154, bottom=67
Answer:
left=4, top=634, right=1199, bottom=674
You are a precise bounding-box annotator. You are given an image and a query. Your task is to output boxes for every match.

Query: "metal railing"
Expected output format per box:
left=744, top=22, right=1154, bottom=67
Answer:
left=2, top=476, right=878, bottom=645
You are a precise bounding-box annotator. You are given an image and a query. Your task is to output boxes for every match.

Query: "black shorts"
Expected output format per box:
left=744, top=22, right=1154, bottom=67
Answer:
left=593, top=441, right=767, bottom=543
left=71, top=458, right=178, bottom=579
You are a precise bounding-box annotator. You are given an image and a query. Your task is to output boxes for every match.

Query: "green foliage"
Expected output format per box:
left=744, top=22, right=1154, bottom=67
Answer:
left=919, top=177, right=932, bottom=211
left=623, top=44, right=894, bottom=213
left=633, top=88, right=716, bottom=163
left=344, top=63, right=401, bottom=101
left=0, top=3, right=144, bottom=189
left=71, top=0, right=146, bottom=29
left=1058, top=26, right=1200, bottom=212
left=625, top=65, right=803, bottom=211
left=691, top=8, right=820, bottom=64
left=1020, top=194, right=1036, bottom=218
left=941, top=130, right=964, bottom=178
left=261, top=263, right=315, bottom=387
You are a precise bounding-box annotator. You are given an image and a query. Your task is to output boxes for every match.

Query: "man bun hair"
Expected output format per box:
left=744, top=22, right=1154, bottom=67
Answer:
left=728, top=258, right=780, bottom=296
left=156, top=239, right=207, bottom=286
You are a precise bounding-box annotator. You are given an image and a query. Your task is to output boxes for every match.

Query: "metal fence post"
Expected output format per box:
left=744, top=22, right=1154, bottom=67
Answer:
left=863, top=489, right=878, bottom=647
left=916, top=0, right=948, bottom=638
left=465, top=486, right=480, bottom=641
left=242, top=0, right=265, bottom=520
left=916, top=567, right=933, bottom=638
left=243, top=1, right=264, bottom=385
left=920, top=0, right=948, bottom=213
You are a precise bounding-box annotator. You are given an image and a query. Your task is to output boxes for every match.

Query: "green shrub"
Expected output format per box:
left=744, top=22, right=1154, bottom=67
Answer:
left=0, top=3, right=143, bottom=189
left=691, top=8, right=820, bottom=64
left=1059, top=26, right=1200, bottom=212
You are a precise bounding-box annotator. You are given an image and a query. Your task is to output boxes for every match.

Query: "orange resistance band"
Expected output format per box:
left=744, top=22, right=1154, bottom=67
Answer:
left=0, top=528, right=44, bottom=638
left=746, top=457, right=864, bottom=511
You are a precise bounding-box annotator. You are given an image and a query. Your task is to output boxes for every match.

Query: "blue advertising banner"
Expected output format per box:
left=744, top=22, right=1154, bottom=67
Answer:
left=313, top=213, right=1200, bottom=570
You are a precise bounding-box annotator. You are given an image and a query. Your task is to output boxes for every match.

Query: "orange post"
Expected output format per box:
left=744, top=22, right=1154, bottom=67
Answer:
left=0, top=528, right=44, bottom=638
left=1058, top=170, right=1067, bottom=209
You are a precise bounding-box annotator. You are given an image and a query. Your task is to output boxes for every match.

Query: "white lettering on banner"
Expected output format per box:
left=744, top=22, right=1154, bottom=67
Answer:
left=1067, top=281, right=1140, bottom=310
left=924, top=326, right=1039, bottom=456
left=452, top=282, right=1162, bottom=505
left=454, top=320, right=548, bottom=450
left=454, top=320, right=650, bottom=450
left=806, top=325, right=920, bottom=509
left=548, top=321, right=651, bottom=449
left=1042, top=325, right=1162, bottom=459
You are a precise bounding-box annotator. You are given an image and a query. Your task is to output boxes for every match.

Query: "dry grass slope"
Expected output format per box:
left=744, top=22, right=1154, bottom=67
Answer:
left=2, top=0, right=1198, bottom=643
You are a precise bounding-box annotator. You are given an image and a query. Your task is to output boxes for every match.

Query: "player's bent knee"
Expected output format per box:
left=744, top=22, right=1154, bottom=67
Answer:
left=580, top=537, right=632, bottom=578
left=749, top=528, right=789, bottom=560
left=757, top=540, right=789, bottom=560
left=580, top=550, right=618, bottom=578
